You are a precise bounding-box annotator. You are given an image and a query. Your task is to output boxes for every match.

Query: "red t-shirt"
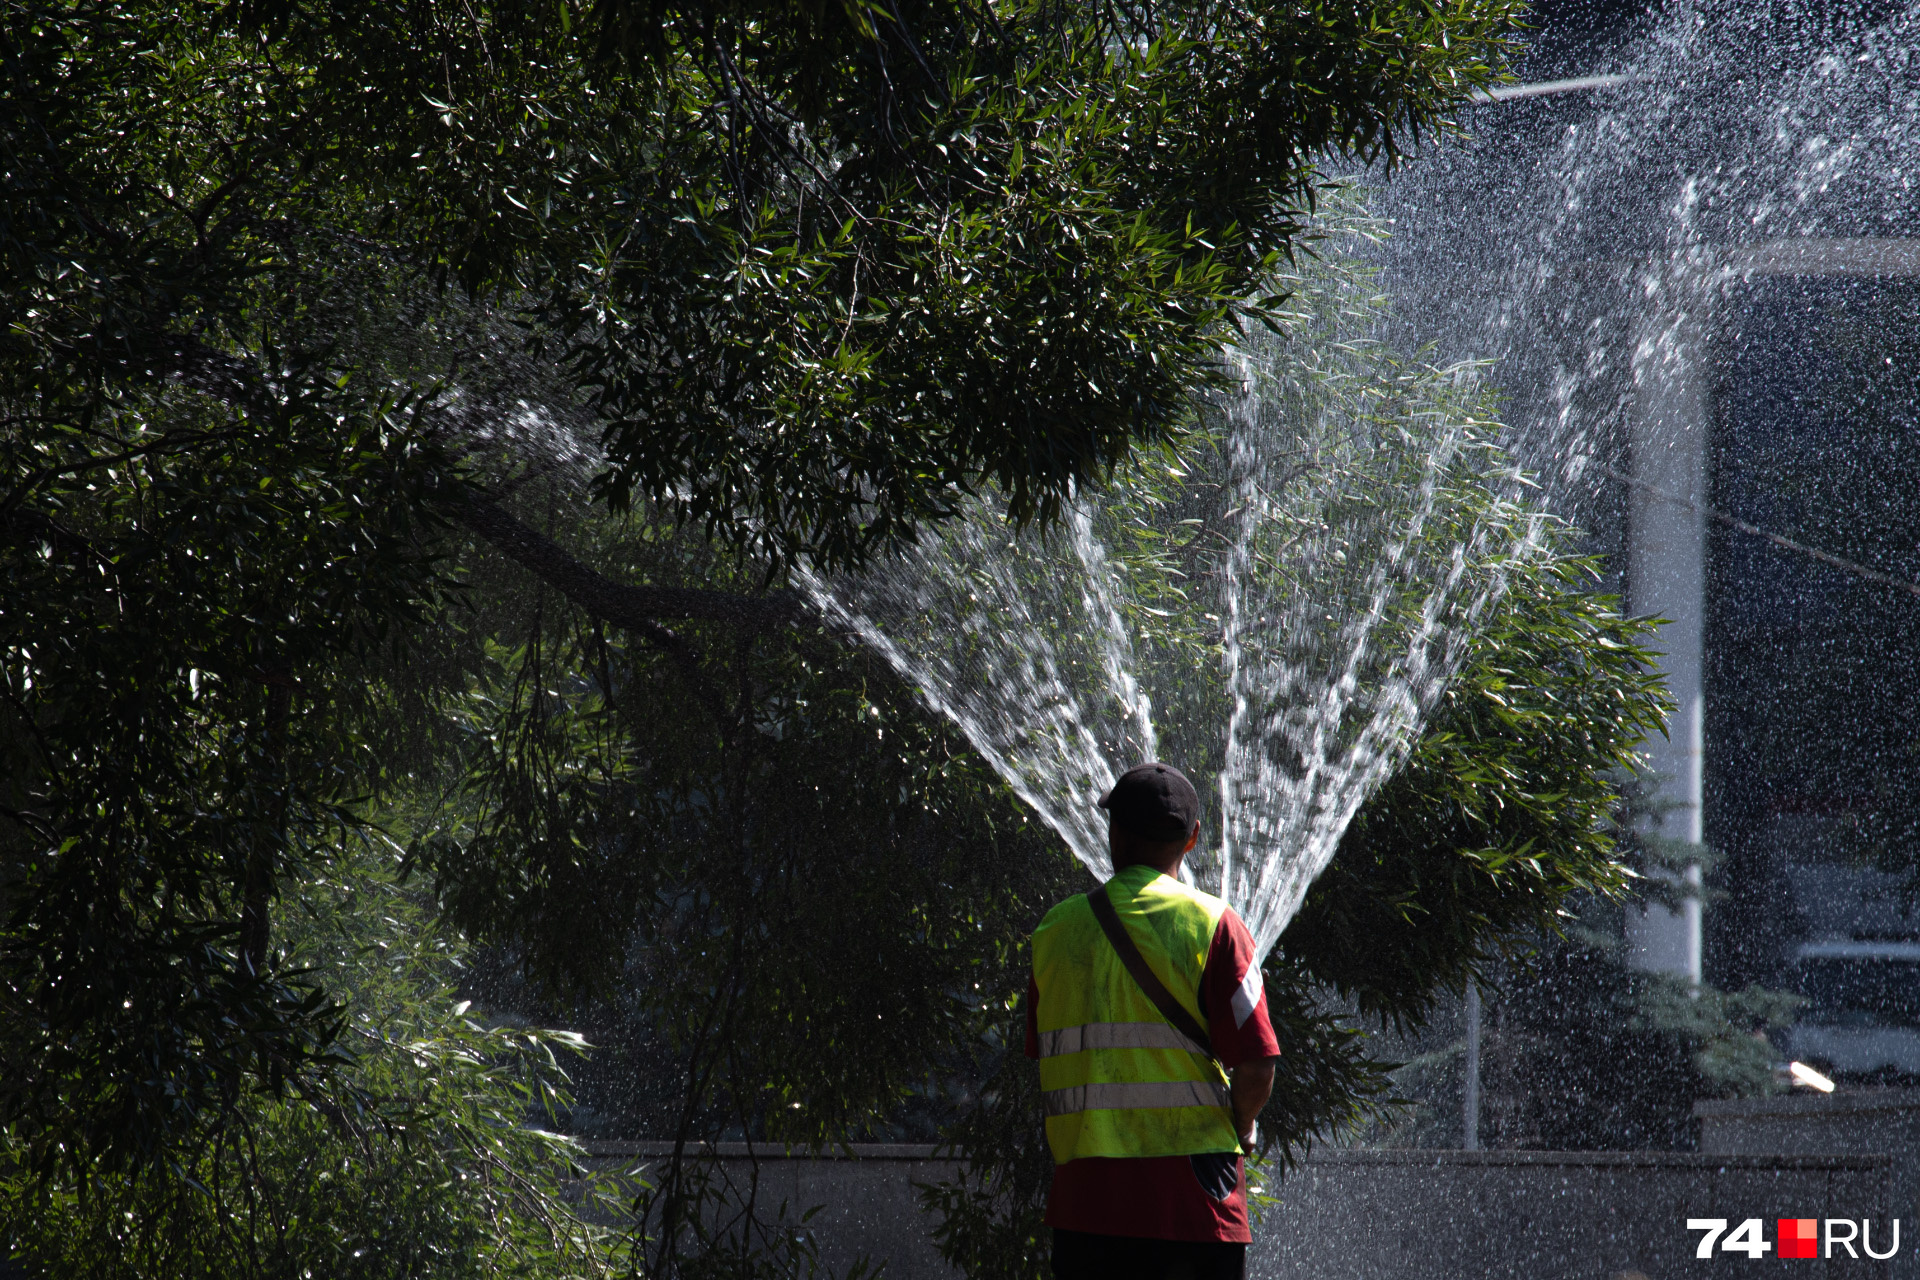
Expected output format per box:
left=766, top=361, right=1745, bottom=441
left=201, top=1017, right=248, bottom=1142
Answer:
left=1025, top=901, right=1280, bottom=1243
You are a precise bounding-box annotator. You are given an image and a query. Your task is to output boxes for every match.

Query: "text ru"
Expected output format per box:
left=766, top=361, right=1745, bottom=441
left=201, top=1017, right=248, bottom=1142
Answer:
left=1687, top=1218, right=1901, bottom=1260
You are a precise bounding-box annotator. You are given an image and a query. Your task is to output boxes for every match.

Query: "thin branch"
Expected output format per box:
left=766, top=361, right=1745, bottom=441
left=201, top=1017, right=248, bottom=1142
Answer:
left=44, top=322, right=813, bottom=631
left=1601, top=462, right=1920, bottom=602
left=455, top=497, right=807, bottom=629
left=1, top=428, right=244, bottom=517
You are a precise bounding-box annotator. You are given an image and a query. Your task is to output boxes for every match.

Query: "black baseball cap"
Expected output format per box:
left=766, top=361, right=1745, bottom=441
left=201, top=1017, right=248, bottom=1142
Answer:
left=1098, top=762, right=1202, bottom=842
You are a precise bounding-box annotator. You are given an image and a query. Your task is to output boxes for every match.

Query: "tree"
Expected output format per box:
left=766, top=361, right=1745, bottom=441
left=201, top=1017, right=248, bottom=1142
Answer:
left=1, top=833, right=626, bottom=1280
left=361, top=213, right=1670, bottom=1276
left=6, top=0, right=1522, bottom=565
left=2, top=0, right=1527, bottom=1185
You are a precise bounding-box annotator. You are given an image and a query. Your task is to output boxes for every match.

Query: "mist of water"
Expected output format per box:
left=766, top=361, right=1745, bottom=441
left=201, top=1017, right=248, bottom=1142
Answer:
left=1376, top=0, right=1920, bottom=509
left=802, top=1, right=1920, bottom=965
left=802, top=233, right=1546, bottom=962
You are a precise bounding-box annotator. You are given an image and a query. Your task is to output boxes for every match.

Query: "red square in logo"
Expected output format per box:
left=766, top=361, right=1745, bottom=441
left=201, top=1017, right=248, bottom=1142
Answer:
left=1779, top=1218, right=1819, bottom=1259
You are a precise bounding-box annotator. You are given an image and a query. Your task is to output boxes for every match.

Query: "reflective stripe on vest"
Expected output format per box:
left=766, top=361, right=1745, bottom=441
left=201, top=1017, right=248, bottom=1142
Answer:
left=1035, top=1021, right=1198, bottom=1056
left=1041, top=1079, right=1232, bottom=1117
left=1030, top=864, right=1241, bottom=1164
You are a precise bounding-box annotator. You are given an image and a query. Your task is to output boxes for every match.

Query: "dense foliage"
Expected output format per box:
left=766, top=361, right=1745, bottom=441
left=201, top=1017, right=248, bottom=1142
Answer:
left=0, top=0, right=1527, bottom=1202
left=422, top=549, right=1082, bottom=1276
left=4, top=0, right=1521, bottom=565
left=0, top=2, right=1706, bottom=1275
left=1, top=839, right=623, bottom=1280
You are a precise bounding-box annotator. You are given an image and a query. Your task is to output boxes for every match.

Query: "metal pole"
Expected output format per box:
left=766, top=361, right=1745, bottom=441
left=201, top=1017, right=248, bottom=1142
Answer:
left=1463, top=983, right=1482, bottom=1151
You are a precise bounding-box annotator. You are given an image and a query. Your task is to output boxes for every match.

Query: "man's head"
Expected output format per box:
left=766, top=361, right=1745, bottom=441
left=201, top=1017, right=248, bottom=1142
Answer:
left=1099, top=762, right=1201, bottom=872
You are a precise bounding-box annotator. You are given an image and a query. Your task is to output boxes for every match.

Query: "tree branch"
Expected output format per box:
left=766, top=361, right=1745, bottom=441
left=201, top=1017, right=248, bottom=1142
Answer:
left=61, top=323, right=813, bottom=632
left=455, top=498, right=807, bottom=630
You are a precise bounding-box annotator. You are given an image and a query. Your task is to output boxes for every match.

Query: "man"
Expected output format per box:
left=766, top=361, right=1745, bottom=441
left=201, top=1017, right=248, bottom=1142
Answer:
left=1026, top=762, right=1281, bottom=1280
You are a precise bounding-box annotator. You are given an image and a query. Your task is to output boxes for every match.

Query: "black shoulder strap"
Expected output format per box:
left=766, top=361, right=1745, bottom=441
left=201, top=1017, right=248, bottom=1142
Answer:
left=1086, top=884, right=1215, bottom=1059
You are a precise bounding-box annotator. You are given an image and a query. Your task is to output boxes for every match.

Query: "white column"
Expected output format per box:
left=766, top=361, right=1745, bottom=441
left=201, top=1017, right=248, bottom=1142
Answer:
left=1625, top=307, right=1707, bottom=984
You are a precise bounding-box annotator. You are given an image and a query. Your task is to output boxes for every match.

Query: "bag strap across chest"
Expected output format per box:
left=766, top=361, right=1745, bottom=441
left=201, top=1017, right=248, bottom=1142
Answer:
left=1085, top=884, right=1216, bottom=1060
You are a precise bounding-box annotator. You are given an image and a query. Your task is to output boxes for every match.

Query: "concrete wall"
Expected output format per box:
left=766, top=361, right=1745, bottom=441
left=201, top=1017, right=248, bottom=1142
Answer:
left=1259, top=1149, right=1892, bottom=1280
left=581, top=1142, right=966, bottom=1280
left=584, top=1143, right=1894, bottom=1280
left=1699, top=1090, right=1920, bottom=1279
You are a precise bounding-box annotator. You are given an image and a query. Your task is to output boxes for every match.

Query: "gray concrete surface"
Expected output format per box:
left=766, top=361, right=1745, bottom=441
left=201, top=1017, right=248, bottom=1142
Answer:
left=585, top=1142, right=1896, bottom=1279
left=1699, top=1089, right=1920, bottom=1279
left=1259, top=1149, right=1893, bottom=1280
left=581, top=1142, right=967, bottom=1280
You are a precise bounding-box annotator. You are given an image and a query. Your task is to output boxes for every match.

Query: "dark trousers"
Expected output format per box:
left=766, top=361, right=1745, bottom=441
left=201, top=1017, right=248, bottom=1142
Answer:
left=1051, top=1228, right=1247, bottom=1280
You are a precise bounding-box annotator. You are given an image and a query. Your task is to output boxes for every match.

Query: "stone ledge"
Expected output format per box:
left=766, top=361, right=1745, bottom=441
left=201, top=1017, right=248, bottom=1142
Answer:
left=1303, top=1147, right=1890, bottom=1170
left=580, top=1141, right=949, bottom=1160
left=579, top=1141, right=1890, bottom=1171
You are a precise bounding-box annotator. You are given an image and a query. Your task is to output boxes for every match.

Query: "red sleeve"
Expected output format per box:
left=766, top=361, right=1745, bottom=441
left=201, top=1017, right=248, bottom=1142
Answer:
left=1024, top=974, right=1041, bottom=1059
left=1200, top=909, right=1280, bottom=1069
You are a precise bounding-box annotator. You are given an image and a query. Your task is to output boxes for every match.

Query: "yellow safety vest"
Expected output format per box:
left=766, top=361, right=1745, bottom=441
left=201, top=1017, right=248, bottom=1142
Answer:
left=1031, top=863, right=1240, bottom=1164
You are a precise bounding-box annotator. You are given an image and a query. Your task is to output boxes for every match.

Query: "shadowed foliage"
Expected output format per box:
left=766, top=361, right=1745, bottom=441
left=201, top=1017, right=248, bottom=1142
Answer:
left=1, top=0, right=1526, bottom=1206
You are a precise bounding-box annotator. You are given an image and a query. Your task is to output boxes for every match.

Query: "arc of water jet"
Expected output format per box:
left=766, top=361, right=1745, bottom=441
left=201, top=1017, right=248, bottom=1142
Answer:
left=1067, top=504, right=1159, bottom=766
left=1215, top=400, right=1527, bottom=961
left=1066, top=501, right=1181, bottom=882
left=802, top=562, right=1120, bottom=877
left=1474, top=74, right=1643, bottom=104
